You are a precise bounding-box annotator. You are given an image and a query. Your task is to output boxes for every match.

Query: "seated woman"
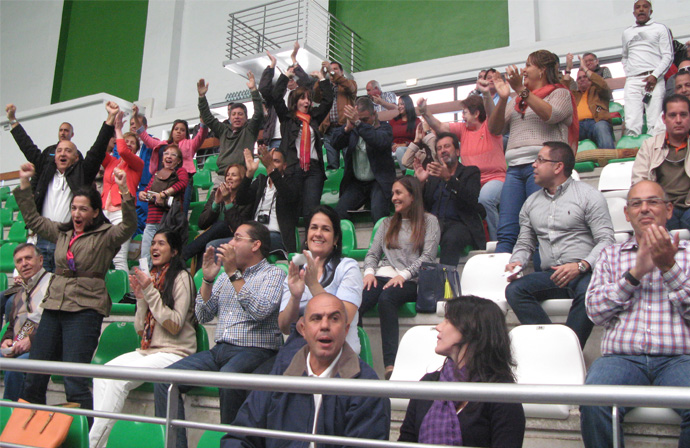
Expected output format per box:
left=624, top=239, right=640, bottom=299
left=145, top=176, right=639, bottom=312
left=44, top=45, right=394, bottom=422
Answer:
left=399, top=296, right=526, bottom=447
left=278, top=205, right=363, bottom=363
left=181, top=164, right=251, bottom=263
left=89, top=229, right=196, bottom=448
left=392, top=95, right=421, bottom=172
left=138, top=144, right=189, bottom=267
left=14, top=163, right=137, bottom=413
left=360, top=176, right=440, bottom=379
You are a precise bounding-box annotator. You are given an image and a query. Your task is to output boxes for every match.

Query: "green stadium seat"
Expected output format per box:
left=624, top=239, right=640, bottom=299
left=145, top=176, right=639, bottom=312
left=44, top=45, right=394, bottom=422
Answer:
left=0, top=243, right=19, bottom=273
left=0, top=186, right=10, bottom=203
left=322, top=169, right=343, bottom=192
left=349, top=217, right=385, bottom=261
left=193, top=170, right=213, bottom=192
left=0, top=274, right=6, bottom=291
left=3, top=195, right=18, bottom=213
left=608, top=157, right=636, bottom=164
left=364, top=302, right=417, bottom=318
left=574, top=161, right=596, bottom=173
left=0, top=398, right=12, bottom=432
left=320, top=190, right=340, bottom=208
left=63, top=414, right=89, bottom=448
left=197, top=430, right=225, bottom=448
left=106, top=270, right=129, bottom=303
left=616, top=134, right=651, bottom=149
left=107, top=421, right=165, bottom=448
left=578, top=139, right=598, bottom=151
left=340, top=219, right=356, bottom=258
left=92, top=322, right=140, bottom=366
left=275, top=263, right=289, bottom=275
left=109, top=302, right=135, bottom=316
left=0, top=209, right=13, bottom=228
left=253, top=162, right=267, bottom=179
left=4, top=221, right=27, bottom=243
left=193, top=269, right=222, bottom=290
left=357, top=326, right=374, bottom=368
left=204, top=155, right=219, bottom=173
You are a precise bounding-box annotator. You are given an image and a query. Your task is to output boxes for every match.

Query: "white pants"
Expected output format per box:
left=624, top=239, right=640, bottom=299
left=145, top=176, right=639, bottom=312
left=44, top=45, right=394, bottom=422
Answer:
left=104, top=209, right=129, bottom=271
left=623, top=74, right=665, bottom=136
left=89, top=350, right=183, bottom=448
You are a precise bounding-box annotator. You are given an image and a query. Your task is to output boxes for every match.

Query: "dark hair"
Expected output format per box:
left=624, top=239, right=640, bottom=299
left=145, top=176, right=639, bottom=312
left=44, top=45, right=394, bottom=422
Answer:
left=396, top=95, right=417, bottom=134
left=242, top=221, right=271, bottom=259
left=528, top=50, right=561, bottom=86
left=462, top=95, right=487, bottom=123
left=663, top=93, right=690, bottom=114
left=152, top=229, right=195, bottom=311
left=305, top=205, right=343, bottom=287
left=435, top=132, right=460, bottom=150
left=229, top=102, right=248, bottom=116
left=386, top=176, right=426, bottom=254
left=289, top=86, right=313, bottom=116
left=13, top=243, right=42, bottom=258
left=57, top=186, right=109, bottom=232
left=166, top=119, right=190, bottom=144
left=444, top=296, right=516, bottom=383
left=582, top=52, right=597, bottom=60
left=355, top=96, right=375, bottom=115
left=484, top=68, right=498, bottom=78
left=544, top=141, right=575, bottom=177
left=123, top=132, right=140, bottom=151
left=331, top=61, right=344, bottom=72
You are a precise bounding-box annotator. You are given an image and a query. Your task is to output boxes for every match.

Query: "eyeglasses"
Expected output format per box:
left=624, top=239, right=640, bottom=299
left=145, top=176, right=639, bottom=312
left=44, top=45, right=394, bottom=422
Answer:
left=627, top=197, right=669, bottom=208
left=234, top=236, right=255, bottom=242
left=535, top=156, right=562, bottom=165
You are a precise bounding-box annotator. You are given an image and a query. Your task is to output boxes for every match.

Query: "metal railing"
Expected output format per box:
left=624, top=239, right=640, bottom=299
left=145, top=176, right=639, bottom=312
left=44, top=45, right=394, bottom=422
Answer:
left=2, top=358, right=689, bottom=448
left=226, top=0, right=363, bottom=73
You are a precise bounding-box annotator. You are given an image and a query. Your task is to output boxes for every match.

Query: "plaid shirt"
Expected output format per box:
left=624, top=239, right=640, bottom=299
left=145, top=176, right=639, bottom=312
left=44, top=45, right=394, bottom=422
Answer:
left=328, top=84, right=339, bottom=125
left=195, top=259, right=286, bottom=350
left=586, top=238, right=690, bottom=356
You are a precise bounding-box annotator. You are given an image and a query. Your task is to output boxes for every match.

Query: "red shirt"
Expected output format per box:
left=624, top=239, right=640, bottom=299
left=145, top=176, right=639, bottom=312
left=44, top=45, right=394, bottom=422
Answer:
left=390, top=117, right=421, bottom=145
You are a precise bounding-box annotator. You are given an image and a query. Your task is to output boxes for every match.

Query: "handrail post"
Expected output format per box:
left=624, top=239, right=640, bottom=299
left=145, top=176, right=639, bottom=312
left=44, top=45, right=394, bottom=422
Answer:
left=164, top=384, right=180, bottom=448
left=612, top=405, right=619, bottom=448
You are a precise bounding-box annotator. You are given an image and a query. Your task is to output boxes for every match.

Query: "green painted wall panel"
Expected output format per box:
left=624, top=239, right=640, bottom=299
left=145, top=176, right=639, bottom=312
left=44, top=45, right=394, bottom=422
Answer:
left=329, top=0, right=509, bottom=71
left=52, top=0, right=148, bottom=103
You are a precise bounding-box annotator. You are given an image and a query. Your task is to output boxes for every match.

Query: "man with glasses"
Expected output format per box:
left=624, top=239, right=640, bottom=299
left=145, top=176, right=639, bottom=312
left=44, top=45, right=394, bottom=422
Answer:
left=154, top=221, right=286, bottom=448
left=505, top=142, right=615, bottom=348
left=582, top=180, right=690, bottom=447
left=632, top=94, right=690, bottom=230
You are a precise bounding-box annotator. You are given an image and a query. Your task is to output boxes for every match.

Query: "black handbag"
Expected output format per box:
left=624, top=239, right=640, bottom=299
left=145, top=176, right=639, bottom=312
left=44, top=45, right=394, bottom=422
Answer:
left=416, top=262, right=461, bottom=313
left=159, top=199, right=189, bottom=245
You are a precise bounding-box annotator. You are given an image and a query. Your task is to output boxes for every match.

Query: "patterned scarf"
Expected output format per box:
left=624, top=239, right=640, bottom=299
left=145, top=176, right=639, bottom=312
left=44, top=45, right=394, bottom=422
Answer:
left=296, top=111, right=312, bottom=172
left=418, top=358, right=467, bottom=445
left=141, top=264, right=169, bottom=350
left=66, top=231, right=83, bottom=272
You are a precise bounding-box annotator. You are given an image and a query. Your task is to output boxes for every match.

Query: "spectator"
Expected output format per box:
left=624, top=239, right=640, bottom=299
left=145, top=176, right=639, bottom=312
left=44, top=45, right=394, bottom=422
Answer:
left=314, top=61, right=358, bottom=170
left=101, top=111, right=144, bottom=271
left=269, top=65, right=332, bottom=221
left=278, top=205, right=363, bottom=361
left=482, top=68, right=504, bottom=105
left=1, top=244, right=51, bottom=401
left=414, top=132, right=487, bottom=265
left=582, top=180, right=690, bottom=447
left=128, top=112, right=153, bottom=235
left=488, top=50, right=576, bottom=256
left=563, top=53, right=616, bottom=149
left=181, top=164, right=251, bottom=263
left=656, top=61, right=690, bottom=134
left=89, top=230, right=196, bottom=448
left=505, top=142, right=614, bottom=348
left=221, top=293, right=390, bottom=448
left=632, top=94, right=690, bottom=231
left=138, top=144, right=189, bottom=268
left=239, top=146, right=302, bottom=255
left=132, top=105, right=206, bottom=213
left=5, top=102, right=118, bottom=272
left=468, top=69, right=488, bottom=96
left=391, top=95, right=422, bottom=173
left=581, top=52, right=612, bottom=79
left=399, top=296, right=526, bottom=447
left=15, top=163, right=136, bottom=416
left=420, top=93, right=506, bottom=241
left=332, top=98, right=395, bottom=224
left=621, top=0, right=673, bottom=136
left=401, top=120, right=438, bottom=170
left=361, top=176, right=440, bottom=379
left=197, top=74, right=264, bottom=184
left=154, top=222, right=285, bottom=448
left=366, top=79, right=397, bottom=112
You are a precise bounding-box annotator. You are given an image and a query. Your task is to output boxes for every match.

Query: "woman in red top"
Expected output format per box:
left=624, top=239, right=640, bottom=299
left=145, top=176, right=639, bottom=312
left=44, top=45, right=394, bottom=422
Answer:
left=101, top=111, right=144, bottom=270
left=392, top=95, right=421, bottom=172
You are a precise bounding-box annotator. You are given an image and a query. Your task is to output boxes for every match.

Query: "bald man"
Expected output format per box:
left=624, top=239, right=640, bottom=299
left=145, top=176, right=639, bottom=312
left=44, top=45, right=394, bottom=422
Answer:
left=222, top=293, right=390, bottom=448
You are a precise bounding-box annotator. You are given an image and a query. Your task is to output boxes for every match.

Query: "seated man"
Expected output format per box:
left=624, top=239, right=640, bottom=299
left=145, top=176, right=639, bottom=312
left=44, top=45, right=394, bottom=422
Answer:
left=563, top=53, right=616, bottom=149
left=366, top=80, right=397, bottom=112
left=582, top=180, right=690, bottom=447
left=581, top=52, right=612, bottom=79
left=1, top=243, right=51, bottom=401
left=505, top=142, right=615, bottom=348
left=413, top=132, right=487, bottom=265
left=221, top=293, right=390, bottom=448
left=656, top=61, right=690, bottom=135
left=154, top=222, right=285, bottom=448
left=632, top=94, right=690, bottom=231
left=332, top=97, right=395, bottom=224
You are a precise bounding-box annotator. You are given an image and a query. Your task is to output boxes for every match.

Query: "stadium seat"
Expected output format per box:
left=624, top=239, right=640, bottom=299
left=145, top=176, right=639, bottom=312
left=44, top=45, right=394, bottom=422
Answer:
left=573, top=161, right=596, bottom=173
left=275, top=263, right=289, bottom=275
left=606, top=196, right=633, bottom=234
left=357, top=326, right=374, bottom=368
left=509, top=324, right=586, bottom=419
left=363, top=302, right=417, bottom=318
left=349, top=217, right=385, bottom=261
left=0, top=398, right=13, bottom=432
left=389, top=325, right=445, bottom=410
left=92, top=322, right=140, bottom=366
left=187, top=201, right=206, bottom=232
left=0, top=274, right=6, bottom=291
left=615, top=134, right=651, bottom=150
left=63, top=414, right=89, bottom=448
left=340, top=219, right=356, bottom=258
left=192, top=170, right=213, bottom=192
left=578, top=139, right=598, bottom=151
left=459, top=252, right=512, bottom=313
left=4, top=221, right=27, bottom=243
left=197, top=430, right=225, bottom=448
left=193, top=269, right=222, bottom=290
left=3, top=195, right=18, bottom=214
left=320, top=190, right=340, bottom=209
left=609, top=101, right=624, bottom=126
left=0, top=186, right=10, bottom=204
left=0, top=209, right=13, bottom=229
left=253, top=162, right=267, bottom=179
left=204, top=155, right=219, bottom=173
left=598, top=161, right=634, bottom=195
left=107, top=421, right=165, bottom=448
left=0, top=243, right=19, bottom=273
left=106, top=269, right=129, bottom=303
left=322, top=169, right=343, bottom=193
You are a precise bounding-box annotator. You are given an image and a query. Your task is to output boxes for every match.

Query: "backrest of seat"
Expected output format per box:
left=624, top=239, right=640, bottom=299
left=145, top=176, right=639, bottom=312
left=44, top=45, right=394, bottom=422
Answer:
left=340, top=219, right=356, bottom=257
left=0, top=243, right=18, bottom=273
left=357, top=326, right=374, bottom=368
left=105, top=269, right=129, bottom=303
left=92, top=322, right=141, bottom=366
left=197, top=430, right=225, bottom=448
left=460, top=253, right=512, bottom=313
left=606, top=197, right=633, bottom=233
left=196, top=325, right=210, bottom=353
left=598, top=161, right=633, bottom=191
left=107, top=421, right=165, bottom=448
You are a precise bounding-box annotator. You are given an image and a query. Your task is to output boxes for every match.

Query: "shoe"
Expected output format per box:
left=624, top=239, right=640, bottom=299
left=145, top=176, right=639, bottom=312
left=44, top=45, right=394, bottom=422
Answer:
left=384, top=365, right=394, bottom=380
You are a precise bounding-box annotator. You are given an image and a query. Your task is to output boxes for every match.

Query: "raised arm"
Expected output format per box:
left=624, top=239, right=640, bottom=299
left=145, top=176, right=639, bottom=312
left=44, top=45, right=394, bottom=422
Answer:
left=488, top=72, right=510, bottom=135
left=418, top=98, right=450, bottom=134
left=7, top=104, right=47, bottom=166
left=197, top=79, right=228, bottom=138
left=13, top=163, right=59, bottom=243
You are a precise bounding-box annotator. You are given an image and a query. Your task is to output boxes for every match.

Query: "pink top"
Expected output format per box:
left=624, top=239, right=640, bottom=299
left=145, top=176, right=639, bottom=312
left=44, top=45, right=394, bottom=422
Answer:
left=101, top=139, right=144, bottom=208
left=138, top=124, right=208, bottom=176
left=450, top=120, right=506, bottom=186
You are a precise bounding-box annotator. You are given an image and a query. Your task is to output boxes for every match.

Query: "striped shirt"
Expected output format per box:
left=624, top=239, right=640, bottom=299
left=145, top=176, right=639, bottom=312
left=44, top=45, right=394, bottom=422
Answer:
left=195, top=259, right=286, bottom=350
left=586, top=238, right=690, bottom=356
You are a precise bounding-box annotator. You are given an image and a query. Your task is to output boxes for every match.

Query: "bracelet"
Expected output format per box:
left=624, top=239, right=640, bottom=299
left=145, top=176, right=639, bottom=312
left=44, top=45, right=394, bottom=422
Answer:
left=9, top=119, right=17, bottom=125
left=203, top=278, right=215, bottom=285
left=564, top=70, right=571, bottom=74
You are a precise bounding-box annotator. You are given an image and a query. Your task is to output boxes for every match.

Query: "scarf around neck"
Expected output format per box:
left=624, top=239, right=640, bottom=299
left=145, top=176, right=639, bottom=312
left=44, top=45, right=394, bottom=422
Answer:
left=418, top=358, right=467, bottom=445
left=296, top=111, right=312, bottom=172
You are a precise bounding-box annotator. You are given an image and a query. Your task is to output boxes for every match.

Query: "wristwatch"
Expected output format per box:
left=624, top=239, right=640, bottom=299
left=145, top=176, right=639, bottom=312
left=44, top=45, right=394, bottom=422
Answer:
left=518, top=88, right=530, bottom=99
left=9, top=119, right=17, bottom=125
left=623, top=270, right=640, bottom=286
left=229, top=270, right=243, bottom=282
left=354, top=120, right=362, bottom=127
left=577, top=261, right=589, bottom=274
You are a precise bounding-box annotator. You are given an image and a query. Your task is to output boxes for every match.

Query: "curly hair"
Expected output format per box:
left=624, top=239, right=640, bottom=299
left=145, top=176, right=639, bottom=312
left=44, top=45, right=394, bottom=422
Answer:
left=528, top=50, right=561, bottom=85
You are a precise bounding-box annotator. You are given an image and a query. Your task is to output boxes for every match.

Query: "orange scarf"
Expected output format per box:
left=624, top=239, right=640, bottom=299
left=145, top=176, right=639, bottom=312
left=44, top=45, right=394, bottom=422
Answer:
left=514, top=83, right=580, bottom=152
left=141, top=264, right=169, bottom=350
left=296, top=111, right=312, bottom=172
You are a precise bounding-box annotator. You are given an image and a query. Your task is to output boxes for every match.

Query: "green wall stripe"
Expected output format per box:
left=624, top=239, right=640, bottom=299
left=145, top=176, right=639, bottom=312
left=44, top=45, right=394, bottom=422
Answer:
left=51, top=0, right=74, bottom=104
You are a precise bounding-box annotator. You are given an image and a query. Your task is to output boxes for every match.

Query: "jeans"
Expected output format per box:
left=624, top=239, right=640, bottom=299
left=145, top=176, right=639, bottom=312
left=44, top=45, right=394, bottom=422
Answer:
left=579, top=119, right=615, bottom=149
left=154, top=343, right=277, bottom=448
left=141, top=223, right=160, bottom=268
left=439, top=219, right=477, bottom=266
left=22, top=309, right=104, bottom=415
left=623, top=75, right=665, bottom=136
left=478, top=180, right=503, bottom=241
left=182, top=176, right=194, bottom=215
left=268, top=139, right=281, bottom=150
left=335, top=179, right=391, bottom=225
left=360, top=278, right=418, bottom=367
left=323, top=127, right=340, bottom=170
left=581, top=354, right=690, bottom=448
left=505, top=270, right=594, bottom=347
left=182, top=221, right=233, bottom=261
left=395, top=146, right=408, bottom=172
left=668, top=207, right=690, bottom=232
left=3, top=352, right=30, bottom=401
left=496, top=163, right=541, bottom=254
left=104, top=209, right=128, bottom=271
left=301, top=161, right=325, bottom=222
left=36, top=237, right=56, bottom=273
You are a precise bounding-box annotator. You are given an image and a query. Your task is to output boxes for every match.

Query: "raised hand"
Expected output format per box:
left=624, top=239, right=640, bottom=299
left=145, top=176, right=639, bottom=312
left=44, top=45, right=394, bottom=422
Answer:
left=5, top=104, right=16, bottom=121
left=287, top=261, right=306, bottom=299
left=493, top=71, right=511, bottom=99
left=506, top=65, right=524, bottom=92
left=214, top=182, right=230, bottom=203
left=257, top=145, right=274, bottom=172
left=427, top=160, right=452, bottom=181
left=647, top=224, right=679, bottom=273
left=217, top=242, right=238, bottom=276
left=477, top=78, right=491, bottom=93
left=113, top=168, right=128, bottom=192
left=243, top=148, right=259, bottom=178
left=201, top=246, right=221, bottom=282
left=291, top=41, right=300, bottom=64
left=266, top=50, right=277, bottom=69
left=197, top=78, right=209, bottom=97
left=414, top=122, right=424, bottom=144
left=416, top=97, right=427, bottom=115
left=114, top=111, right=124, bottom=136
left=286, top=66, right=296, bottom=79
left=310, top=70, right=324, bottom=81
left=133, top=266, right=152, bottom=289
left=246, top=71, right=256, bottom=91
left=19, top=162, right=35, bottom=181
left=565, top=53, right=574, bottom=72
left=129, top=273, right=144, bottom=299
left=105, top=101, right=119, bottom=116
left=413, top=158, right=429, bottom=183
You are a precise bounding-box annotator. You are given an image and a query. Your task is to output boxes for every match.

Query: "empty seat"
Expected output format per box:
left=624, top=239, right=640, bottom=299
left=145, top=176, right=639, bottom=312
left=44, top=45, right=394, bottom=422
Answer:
left=598, top=161, right=633, bottom=194
left=606, top=197, right=633, bottom=234
left=105, top=269, right=129, bottom=303
left=459, top=252, right=512, bottom=313
left=4, top=221, right=27, bottom=243
left=616, top=134, right=651, bottom=150
left=357, top=326, right=374, bottom=368
left=107, top=421, right=165, bottom=448
left=203, top=155, right=219, bottom=173
left=578, top=139, right=598, bottom=151
left=3, top=196, right=18, bottom=213
left=340, top=219, right=356, bottom=258
left=509, top=324, right=586, bottom=419
left=192, top=170, right=213, bottom=192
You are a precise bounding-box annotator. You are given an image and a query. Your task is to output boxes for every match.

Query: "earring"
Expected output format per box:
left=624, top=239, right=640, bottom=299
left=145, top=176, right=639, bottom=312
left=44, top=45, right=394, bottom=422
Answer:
left=539, top=72, right=543, bottom=79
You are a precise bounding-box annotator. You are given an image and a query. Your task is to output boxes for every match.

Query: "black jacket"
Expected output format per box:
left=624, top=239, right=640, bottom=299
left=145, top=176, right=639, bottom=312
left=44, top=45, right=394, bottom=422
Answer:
left=11, top=122, right=113, bottom=213
left=259, top=65, right=313, bottom=143
left=198, top=188, right=252, bottom=234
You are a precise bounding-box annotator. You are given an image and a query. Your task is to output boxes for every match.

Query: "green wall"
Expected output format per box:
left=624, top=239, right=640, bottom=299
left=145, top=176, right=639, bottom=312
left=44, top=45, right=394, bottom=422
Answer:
left=329, top=0, right=509, bottom=71
left=52, top=0, right=149, bottom=104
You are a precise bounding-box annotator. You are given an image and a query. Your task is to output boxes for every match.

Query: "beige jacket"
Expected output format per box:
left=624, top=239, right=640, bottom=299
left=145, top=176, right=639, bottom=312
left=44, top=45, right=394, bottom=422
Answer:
left=631, top=133, right=690, bottom=207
